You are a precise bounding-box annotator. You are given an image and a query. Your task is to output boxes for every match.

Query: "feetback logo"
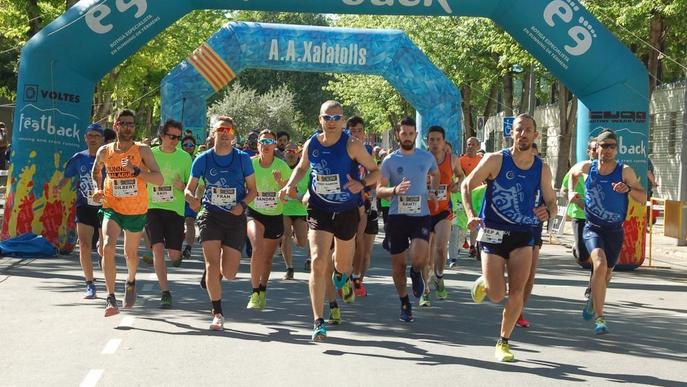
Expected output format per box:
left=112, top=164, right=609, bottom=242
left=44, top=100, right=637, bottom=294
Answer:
left=342, top=0, right=453, bottom=15
left=543, top=0, right=597, bottom=56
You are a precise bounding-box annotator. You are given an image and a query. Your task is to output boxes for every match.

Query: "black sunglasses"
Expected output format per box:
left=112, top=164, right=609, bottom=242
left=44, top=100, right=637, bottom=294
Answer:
left=165, top=134, right=181, bottom=141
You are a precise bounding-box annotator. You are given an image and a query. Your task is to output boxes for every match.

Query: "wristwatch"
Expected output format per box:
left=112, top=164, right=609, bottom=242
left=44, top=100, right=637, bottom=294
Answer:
left=360, top=178, right=367, bottom=187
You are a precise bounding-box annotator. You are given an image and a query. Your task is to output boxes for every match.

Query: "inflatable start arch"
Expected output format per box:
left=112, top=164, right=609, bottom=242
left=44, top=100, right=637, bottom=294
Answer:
left=6, top=0, right=648, bottom=269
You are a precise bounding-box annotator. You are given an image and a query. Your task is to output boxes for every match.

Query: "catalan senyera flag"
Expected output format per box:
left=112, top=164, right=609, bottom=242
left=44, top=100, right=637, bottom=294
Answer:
left=188, top=43, right=236, bottom=91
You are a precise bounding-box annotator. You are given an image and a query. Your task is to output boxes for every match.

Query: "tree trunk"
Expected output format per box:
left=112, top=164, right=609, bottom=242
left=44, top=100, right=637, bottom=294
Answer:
left=26, top=0, right=42, bottom=38
left=519, top=69, right=531, bottom=114
left=647, top=10, right=665, bottom=97
left=483, top=82, right=498, bottom=118
left=502, top=73, right=514, bottom=116
left=461, top=84, right=474, bottom=138
left=554, top=84, right=578, bottom=187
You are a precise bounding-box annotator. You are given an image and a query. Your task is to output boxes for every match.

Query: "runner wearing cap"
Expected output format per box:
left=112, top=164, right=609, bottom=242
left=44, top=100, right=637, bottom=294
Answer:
left=185, top=116, right=257, bottom=330
left=92, top=109, right=164, bottom=317
left=246, top=129, right=291, bottom=309
left=145, top=119, right=192, bottom=308
left=568, top=129, right=646, bottom=335
left=55, top=123, right=105, bottom=299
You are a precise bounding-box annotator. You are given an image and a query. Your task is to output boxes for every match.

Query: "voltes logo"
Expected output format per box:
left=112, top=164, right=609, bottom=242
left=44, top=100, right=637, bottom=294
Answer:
left=342, top=0, right=452, bottom=14
left=543, top=0, right=597, bottom=56
left=24, top=85, right=80, bottom=104
left=85, top=0, right=148, bottom=34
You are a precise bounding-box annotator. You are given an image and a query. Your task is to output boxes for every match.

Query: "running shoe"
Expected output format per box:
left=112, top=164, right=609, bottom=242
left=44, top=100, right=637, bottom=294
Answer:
left=84, top=283, right=96, bottom=299
left=160, top=291, right=172, bottom=309
left=582, top=296, right=594, bottom=321
left=210, top=313, right=224, bottom=331
left=471, top=275, right=486, bottom=304
left=399, top=303, right=414, bottom=322
left=584, top=286, right=592, bottom=299
left=283, top=268, right=294, bottom=280
left=182, top=245, right=192, bottom=260
left=516, top=314, right=530, bottom=328
left=594, top=316, right=609, bottom=335
left=409, top=267, right=425, bottom=298
left=495, top=340, right=515, bottom=362
left=469, top=245, right=477, bottom=258
left=342, top=279, right=355, bottom=304
left=141, top=253, right=153, bottom=265
left=104, top=295, right=119, bottom=317
left=312, top=319, right=327, bottom=342
left=434, top=277, right=448, bottom=300
left=353, top=279, right=367, bottom=298
left=246, top=291, right=262, bottom=309
left=332, top=271, right=349, bottom=290
left=329, top=306, right=342, bottom=325
left=304, top=259, right=311, bottom=273
left=259, top=290, right=267, bottom=309
left=448, top=258, right=457, bottom=269
left=200, top=270, right=207, bottom=289
left=419, top=292, right=431, bottom=307
left=123, top=281, right=136, bottom=308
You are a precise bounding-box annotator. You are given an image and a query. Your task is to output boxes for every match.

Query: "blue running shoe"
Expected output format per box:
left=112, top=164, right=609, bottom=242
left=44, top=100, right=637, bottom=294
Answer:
left=409, top=267, right=425, bottom=298
left=84, top=283, right=96, bottom=299
left=332, top=271, right=349, bottom=291
left=399, top=303, right=414, bottom=322
left=594, top=316, right=609, bottom=335
left=312, top=319, right=327, bottom=342
left=583, top=297, right=594, bottom=321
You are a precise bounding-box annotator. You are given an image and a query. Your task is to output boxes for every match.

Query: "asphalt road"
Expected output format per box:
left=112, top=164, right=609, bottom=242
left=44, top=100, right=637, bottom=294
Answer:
left=1, top=234, right=686, bottom=387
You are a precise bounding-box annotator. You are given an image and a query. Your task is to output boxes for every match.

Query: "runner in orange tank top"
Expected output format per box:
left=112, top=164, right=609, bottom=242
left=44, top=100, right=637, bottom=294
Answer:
left=459, top=136, right=483, bottom=258
left=421, top=126, right=464, bottom=307
left=92, top=109, right=163, bottom=317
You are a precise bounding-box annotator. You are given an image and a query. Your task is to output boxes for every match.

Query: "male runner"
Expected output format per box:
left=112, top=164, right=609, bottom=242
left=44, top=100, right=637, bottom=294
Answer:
left=569, top=129, right=645, bottom=335
left=279, top=101, right=379, bottom=341
left=246, top=129, right=291, bottom=309
left=185, top=116, right=257, bottom=330
left=460, top=136, right=483, bottom=259
left=421, top=126, right=463, bottom=306
left=181, top=135, right=198, bottom=260
left=92, top=109, right=163, bottom=317
left=377, top=118, right=440, bottom=322
left=281, top=142, right=310, bottom=278
left=55, top=123, right=104, bottom=299
left=462, top=114, right=556, bottom=361
left=146, top=119, right=192, bottom=308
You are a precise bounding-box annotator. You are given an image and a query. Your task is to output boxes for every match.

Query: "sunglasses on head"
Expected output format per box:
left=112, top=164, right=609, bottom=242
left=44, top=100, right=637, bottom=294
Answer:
left=321, top=114, right=343, bottom=122
left=258, top=138, right=276, bottom=145
left=165, top=134, right=181, bottom=141
left=215, top=126, right=234, bottom=134
left=599, top=143, right=617, bottom=149
left=182, top=142, right=195, bottom=148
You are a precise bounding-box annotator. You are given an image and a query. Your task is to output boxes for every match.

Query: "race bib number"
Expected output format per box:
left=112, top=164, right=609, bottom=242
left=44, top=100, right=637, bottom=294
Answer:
left=255, top=191, right=278, bottom=210
left=211, top=187, right=236, bottom=207
left=152, top=185, right=174, bottom=203
left=435, top=184, right=448, bottom=201
left=315, top=174, right=341, bottom=195
left=113, top=179, right=138, bottom=198
left=398, top=195, right=421, bottom=214
left=477, top=227, right=506, bottom=244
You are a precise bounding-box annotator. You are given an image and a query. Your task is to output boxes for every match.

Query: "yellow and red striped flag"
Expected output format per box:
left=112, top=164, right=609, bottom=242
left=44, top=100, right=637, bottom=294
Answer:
left=187, top=43, right=236, bottom=92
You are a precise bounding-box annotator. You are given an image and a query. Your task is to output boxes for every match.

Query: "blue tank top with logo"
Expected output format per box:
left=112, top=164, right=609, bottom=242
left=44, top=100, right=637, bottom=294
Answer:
left=190, top=148, right=254, bottom=213
left=480, top=149, right=542, bottom=232
left=307, top=131, right=361, bottom=212
left=585, top=160, right=627, bottom=228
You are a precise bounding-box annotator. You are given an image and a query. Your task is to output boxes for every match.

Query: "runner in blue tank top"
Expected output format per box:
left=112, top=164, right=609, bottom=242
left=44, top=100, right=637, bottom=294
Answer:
left=377, top=117, right=440, bottom=323
left=185, top=116, right=257, bottom=331
left=461, top=114, right=557, bottom=362
left=568, top=129, right=645, bottom=336
left=279, top=101, right=379, bottom=342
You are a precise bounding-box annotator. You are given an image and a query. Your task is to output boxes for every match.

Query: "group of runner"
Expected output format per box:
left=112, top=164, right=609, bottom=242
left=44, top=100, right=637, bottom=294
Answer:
left=60, top=103, right=645, bottom=362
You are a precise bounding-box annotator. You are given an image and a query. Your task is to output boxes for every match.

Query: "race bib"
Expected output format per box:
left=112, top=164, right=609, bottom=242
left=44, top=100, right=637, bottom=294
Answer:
left=435, top=184, right=448, bottom=201
left=477, top=227, right=506, bottom=244
left=113, top=179, right=138, bottom=198
left=255, top=191, right=278, bottom=210
left=210, top=187, right=236, bottom=207
left=152, top=185, right=174, bottom=203
left=315, top=174, right=342, bottom=195
left=398, top=195, right=421, bottom=214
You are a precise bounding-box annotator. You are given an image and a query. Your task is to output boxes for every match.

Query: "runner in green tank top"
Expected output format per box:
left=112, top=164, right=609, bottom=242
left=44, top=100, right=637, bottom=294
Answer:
left=280, top=142, right=311, bottom=278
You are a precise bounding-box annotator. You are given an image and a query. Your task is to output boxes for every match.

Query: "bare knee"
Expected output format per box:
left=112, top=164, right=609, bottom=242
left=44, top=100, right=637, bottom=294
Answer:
left=311, top=257, right=327, bottom=274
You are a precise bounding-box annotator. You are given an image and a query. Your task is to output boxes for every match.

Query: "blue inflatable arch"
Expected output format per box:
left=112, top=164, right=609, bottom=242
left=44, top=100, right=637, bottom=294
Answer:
left=160, top=22, right=462, bottom=150
left=6, top=0, right=649, bottom=258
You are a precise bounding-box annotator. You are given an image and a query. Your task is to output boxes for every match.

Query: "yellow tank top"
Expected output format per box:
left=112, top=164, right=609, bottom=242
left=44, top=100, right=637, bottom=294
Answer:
left=103, top=142, right=148, bottom=215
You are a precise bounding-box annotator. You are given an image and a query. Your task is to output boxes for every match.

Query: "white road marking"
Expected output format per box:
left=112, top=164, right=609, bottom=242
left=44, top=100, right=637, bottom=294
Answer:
left=147, top=273, right=157, bottom=280
left=118, top=316, right=135, bottom=328
left=101, top=338, right=122, bottom=354
left=79, top=369, right=103, bottom=387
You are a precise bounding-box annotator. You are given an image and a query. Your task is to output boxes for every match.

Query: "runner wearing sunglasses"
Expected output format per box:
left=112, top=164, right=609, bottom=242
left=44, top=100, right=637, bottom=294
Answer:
left=279, top=100, right=380, bottom=341
left=185, top=116, right=257, bottom=330
left=245, top=130, right=292, bottom=309
left=144, top=119, right=193, bottom=308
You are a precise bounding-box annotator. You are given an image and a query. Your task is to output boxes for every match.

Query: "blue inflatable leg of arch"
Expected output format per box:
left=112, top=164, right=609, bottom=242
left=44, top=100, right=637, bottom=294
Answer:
left=6, top=0, right=647, bottom=267
left=159, top=22, right=461, bottom=151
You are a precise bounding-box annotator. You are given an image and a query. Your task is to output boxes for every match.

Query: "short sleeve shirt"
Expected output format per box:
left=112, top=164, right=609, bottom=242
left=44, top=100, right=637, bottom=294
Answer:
left=381, top=149, right=438, bottom=216
left=148, top=147, right=192, bottom=217
left=64, top=150, right=99, bottom=208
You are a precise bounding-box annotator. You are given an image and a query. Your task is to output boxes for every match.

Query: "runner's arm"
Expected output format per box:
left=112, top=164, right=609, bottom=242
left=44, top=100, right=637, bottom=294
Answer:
left=138, top=145, right=164, bottom=186
left=460, top=152, right=499, bottom=220
left=184, top=177, right=201, bottom=211
left=568, top=161, right=591, bottom=203
left=91, top=146, right=106, bottom=191
left=350, top=139, right=380, bottom=189
left=621, top=165, right=647, bottom=204
left=535, top=163, right=557, bottom=221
